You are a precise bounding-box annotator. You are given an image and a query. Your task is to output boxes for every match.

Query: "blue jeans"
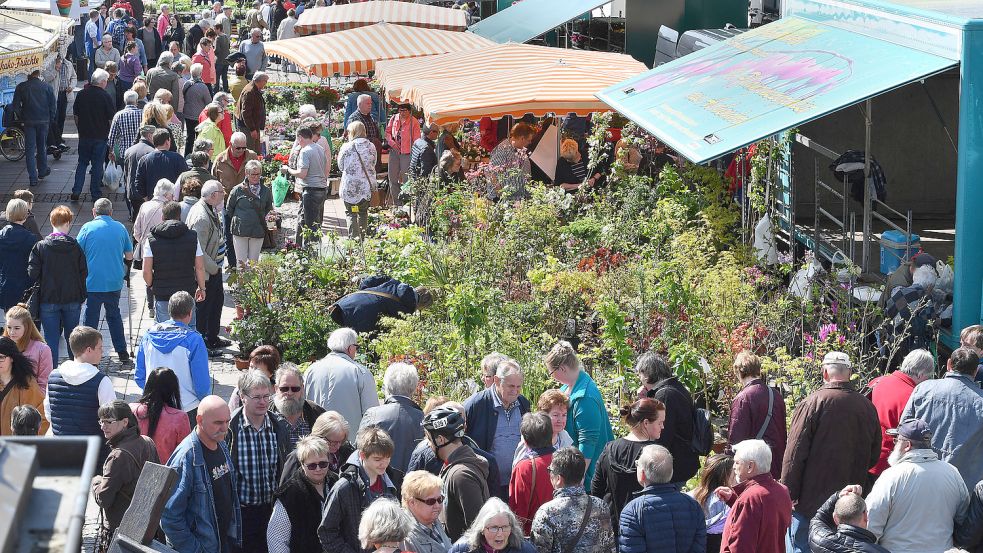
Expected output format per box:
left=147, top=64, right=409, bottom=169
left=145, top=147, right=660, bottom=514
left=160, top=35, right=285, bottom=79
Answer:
left=787, top=511, right=809, bottom=553
left=154, top=299, right=196, bottom=327
left=40, top=302, right=81, bottom=365
left=83, top=290, right=128, bottom=354
left=74, top=138, right=107, bottom=199
left=23, top=123, right=49, bottom=184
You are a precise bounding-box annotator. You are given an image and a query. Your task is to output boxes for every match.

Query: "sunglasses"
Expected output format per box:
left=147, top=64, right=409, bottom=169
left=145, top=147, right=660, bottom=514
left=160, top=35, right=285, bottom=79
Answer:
left=232, top=145, right=247, bottom=150
left=415, top=496, right=444, bottom=506
left=278, top=386, right=301, bottom=393
left=305, top=461, right=330, bottom=470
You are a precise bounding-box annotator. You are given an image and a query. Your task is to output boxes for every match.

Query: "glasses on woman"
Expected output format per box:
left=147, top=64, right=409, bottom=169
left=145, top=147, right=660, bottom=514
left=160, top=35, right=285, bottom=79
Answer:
left=305, top=461, right=330, bottom=470
left=98, top=418, right=122, bottom=426
left=414, top=495, right=445, bottom=506
left=485, top=525, right=511, bottom=535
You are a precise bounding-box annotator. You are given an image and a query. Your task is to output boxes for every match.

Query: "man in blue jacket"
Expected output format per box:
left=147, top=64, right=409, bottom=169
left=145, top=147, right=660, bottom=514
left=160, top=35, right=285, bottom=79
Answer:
left=10, top=68, right=56, bottom=187
left=330, top=275, right=432, bottom=335
left=619, top=444, right=706, bottom=553
left=135, top=290, right=211, bottom=428
left=163, top=394, right=242, bottom=553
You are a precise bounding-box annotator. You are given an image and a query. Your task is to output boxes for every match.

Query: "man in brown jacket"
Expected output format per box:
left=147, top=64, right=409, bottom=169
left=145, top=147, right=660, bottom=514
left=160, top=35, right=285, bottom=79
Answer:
left=211, top=131, right=257, bottom=269
left=91, top=401, right=160, bottom=534
left=781, top=351, right=880, bottom=553
left=235, top=72, right=267, bottom=154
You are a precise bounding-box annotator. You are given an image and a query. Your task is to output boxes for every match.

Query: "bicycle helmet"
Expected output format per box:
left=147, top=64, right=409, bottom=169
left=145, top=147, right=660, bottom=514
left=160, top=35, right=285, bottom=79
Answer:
left=422, top=406, right=466, bottom=441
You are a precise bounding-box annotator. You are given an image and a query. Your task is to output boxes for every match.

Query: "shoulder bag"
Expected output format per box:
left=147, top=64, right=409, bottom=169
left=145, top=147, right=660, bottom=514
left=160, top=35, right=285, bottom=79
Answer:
left=354, top=143, right=388, bottom=207
left=754, top=383, right=775, bottom=440
left=562, top=494, right=594, bottom=553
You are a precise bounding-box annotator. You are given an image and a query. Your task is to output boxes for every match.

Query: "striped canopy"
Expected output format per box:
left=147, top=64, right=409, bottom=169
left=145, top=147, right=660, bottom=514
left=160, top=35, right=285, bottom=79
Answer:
left=375, top=43, right=647, bottom=102
left=406, top=61, right=645, bottom=125
left=294, top=1, right=469, bottom=35
left=263, top=22, right=493, bottom=77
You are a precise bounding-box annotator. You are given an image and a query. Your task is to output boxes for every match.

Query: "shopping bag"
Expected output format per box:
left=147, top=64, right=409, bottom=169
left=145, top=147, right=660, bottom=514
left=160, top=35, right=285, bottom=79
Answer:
left=271, top=175, right=290, bottom=207
left=102, top=162, right=122, bottom=192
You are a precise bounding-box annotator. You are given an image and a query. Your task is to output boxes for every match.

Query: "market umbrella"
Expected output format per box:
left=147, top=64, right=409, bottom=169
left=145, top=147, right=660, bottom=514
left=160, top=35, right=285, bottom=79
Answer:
left=294, top=1, right=469, bottom=35
left=407, top=60, right=645, bottom=125
left=375, top=42, right=647, bottom=102
left=263, top=22, right=494, bottom=78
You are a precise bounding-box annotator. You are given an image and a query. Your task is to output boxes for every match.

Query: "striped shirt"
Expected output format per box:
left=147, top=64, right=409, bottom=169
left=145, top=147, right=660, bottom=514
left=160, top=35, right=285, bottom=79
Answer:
left=232, top=414, right=280, bottom=506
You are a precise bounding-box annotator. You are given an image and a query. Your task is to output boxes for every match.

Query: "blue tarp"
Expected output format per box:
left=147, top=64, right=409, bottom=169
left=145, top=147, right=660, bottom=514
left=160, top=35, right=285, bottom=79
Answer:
left=469, top=0, right=608, bottom=43
left=595, top=15, right=958, bottom=164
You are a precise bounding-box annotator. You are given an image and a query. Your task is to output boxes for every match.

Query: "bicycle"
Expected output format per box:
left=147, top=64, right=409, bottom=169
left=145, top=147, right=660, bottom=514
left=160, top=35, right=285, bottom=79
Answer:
left=0, top=122, right=25, bottom=162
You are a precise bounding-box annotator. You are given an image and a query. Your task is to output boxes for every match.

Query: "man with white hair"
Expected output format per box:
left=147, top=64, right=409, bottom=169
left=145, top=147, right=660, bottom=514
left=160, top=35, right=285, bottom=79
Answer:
left=235, top=72, right=268, bottom=153
left=238, top=28, right=267, bottom=78
left=136, top=128, right=189, bottom=201
left=270, top=363, right=325, bottom=448
left=781, top=352, right=881, bottom=553
left=147, top=52, right=181, bottom=111
left=186, top=180, right=229, bottom=350
left=303, top=328, right=379, bottom=441
left=719, top=439, right=792, bottom=553
left=108, top=90, right=143, bottom=165
left=901, top=347, right=983, bottom=489
left=618, top=444, right=705, bottom=553
left=464, top=358, right=531, bottom=499
left=868, top=348, right=935, bottom=482
left=71, top=68, right=116, bottom=202
left=352, top=93, right=382, bottom=160
left=358, top=362, right=424, bottom=473
left=863, top=418, right=969, bottom=552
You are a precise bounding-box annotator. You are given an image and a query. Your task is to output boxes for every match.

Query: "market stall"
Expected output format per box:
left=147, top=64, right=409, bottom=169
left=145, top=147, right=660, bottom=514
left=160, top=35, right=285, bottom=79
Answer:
left=376, top=42, right=645, bottom=103
left=263, top=21, right=492, bottom=77
left=0, top=9, right=70, bottom=104
left=294, top=1, right=468, bottom=35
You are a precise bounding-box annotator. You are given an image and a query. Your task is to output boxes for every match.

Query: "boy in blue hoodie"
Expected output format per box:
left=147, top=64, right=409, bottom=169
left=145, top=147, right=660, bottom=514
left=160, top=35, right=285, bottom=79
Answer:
left=136, top=290, right=210, bottom=428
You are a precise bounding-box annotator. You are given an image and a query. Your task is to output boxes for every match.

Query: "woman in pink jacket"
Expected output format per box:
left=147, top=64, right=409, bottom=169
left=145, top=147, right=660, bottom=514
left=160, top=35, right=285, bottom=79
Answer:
left=3, top=305, right=53, bottom=394
left=130, top=367, right=191, bottom=462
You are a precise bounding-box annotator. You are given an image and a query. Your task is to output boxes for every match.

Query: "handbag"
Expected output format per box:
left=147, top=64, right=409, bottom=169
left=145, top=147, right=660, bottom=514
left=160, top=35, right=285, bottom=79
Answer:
left=354, top=144, right=388, bottom=207
left=21, top=284, right=40, bottom=321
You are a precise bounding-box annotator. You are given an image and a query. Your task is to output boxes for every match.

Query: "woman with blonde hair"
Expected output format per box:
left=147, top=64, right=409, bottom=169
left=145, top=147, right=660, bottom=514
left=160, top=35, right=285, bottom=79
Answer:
left=0, top=199, right=39, bottom=311
left=131, top=79, right=150, bottom=107
left=337, top=120, right=376, bottom=238
left=268, top=436, right=334, bottom=553
left=554, top=138, right=598, bottom=191
left=544, top=340, right=613, bottom=487
left=142, top=102, right=178, bottom=152
left=3, top=306, right=52, bottom=393
left=26, top=205, right=86, bottom=371
left=401, top=470, right=453, bottom=553
left=447, top=498, right=536, bottom=553
left=195, top=103, right=227, bottom=161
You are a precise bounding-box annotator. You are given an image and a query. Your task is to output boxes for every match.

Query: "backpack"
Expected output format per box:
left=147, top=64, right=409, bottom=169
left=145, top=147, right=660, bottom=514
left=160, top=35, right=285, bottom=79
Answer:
left=691, top=407, right=714, bottom=456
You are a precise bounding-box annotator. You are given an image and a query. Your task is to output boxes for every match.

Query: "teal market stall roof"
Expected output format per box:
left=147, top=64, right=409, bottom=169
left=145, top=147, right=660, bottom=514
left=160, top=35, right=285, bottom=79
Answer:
left=595, top=15, right=958, bottom=164
left=468, top=0, right=610, bottom=43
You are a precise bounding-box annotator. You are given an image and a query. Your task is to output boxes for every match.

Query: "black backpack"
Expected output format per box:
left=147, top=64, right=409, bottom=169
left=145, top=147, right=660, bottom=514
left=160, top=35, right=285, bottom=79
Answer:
left=691, top=407, right=714, bottom=456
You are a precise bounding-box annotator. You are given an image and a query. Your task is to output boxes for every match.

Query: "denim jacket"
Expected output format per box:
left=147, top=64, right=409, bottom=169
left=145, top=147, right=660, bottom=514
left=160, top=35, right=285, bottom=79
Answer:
left=162, top=431, right=242, bottom=553
left=901, top=372, right=983, bottom=489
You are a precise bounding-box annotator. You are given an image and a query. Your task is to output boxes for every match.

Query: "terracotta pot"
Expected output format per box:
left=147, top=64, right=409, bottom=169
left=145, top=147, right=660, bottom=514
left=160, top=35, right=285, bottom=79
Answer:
left=234, top=357, right=250, bottom=371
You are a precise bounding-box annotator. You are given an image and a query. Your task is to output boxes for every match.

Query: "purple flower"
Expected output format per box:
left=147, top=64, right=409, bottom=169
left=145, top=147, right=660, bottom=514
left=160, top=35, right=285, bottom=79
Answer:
left=818, top=323, right=838, bottom=342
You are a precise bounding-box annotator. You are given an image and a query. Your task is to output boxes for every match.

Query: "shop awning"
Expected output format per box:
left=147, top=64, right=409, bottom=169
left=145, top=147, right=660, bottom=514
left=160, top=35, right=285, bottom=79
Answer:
left=294, top=1, right=468, bottom=36
left=375, top=43, right=645, bottom=102
left=596, top=15, right=959, bottom=164
left=468, top=0, right=609, bottom=43
left=406, top=60, right=642, bottom=125
left=264, top=22, right=493, bottom=77
left=0, top=10, right=69, bottom=77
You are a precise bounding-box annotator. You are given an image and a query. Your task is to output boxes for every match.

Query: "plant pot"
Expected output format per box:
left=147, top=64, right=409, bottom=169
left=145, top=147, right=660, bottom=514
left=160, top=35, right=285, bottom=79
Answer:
left=234, top=356, right=250, bottom=371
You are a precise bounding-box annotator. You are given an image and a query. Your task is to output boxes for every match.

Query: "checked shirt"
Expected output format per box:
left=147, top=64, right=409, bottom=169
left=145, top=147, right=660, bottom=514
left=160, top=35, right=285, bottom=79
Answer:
left=232, top=413, right=280, bottom=506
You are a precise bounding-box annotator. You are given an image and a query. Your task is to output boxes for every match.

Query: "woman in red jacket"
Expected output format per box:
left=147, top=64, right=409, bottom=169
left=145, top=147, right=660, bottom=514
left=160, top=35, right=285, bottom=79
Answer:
left=509, top=412, right=555, bottom=535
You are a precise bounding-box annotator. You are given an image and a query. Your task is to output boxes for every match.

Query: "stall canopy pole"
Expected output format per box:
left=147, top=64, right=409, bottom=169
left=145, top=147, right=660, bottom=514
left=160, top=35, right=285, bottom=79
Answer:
left=861, top=99, right=873, bottom=273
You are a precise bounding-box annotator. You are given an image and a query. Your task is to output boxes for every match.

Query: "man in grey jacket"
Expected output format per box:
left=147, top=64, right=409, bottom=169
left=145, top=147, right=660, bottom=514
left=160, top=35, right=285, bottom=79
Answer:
left=182, top=63, right=212, bottom=156
left=865, top=418, right=970, bottom=552
left=303, top=327, right=379, bottom=441
left=147, top=52, right=181, bottom=113
left=186, top=180, right=229, bottom=353
left=358, top=362, right=424, bottom=474
left=901, top=347, right=983, bottom=490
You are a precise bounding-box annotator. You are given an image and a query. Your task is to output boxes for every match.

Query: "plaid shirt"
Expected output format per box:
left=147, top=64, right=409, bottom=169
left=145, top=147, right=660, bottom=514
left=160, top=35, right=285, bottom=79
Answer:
left=232, top=413, right=280, bottom=506
left=354, top=110, right=381, bottom=144
left=281, top=415, right=310, bottom=449
left=108, top=105, right=143, bottom=157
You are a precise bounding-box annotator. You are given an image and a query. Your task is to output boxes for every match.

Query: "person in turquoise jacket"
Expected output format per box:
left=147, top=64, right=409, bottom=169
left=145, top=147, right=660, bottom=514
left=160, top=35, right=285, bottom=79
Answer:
left=545, top=341, right=614, bottom=487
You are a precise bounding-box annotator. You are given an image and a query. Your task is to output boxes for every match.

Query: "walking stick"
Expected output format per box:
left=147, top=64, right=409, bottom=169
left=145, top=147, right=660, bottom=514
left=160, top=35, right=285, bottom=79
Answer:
left=125, top=278, right=134, bottom=357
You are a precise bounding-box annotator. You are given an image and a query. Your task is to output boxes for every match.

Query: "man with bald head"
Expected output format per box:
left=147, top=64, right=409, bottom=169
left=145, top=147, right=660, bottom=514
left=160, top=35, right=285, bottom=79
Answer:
left=162, top=395, right=242, bottom=552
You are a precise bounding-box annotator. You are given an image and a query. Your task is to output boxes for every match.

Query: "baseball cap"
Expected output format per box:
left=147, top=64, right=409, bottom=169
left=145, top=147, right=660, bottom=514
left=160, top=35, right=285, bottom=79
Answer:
left=822, top=351, right=852, bottom=367
left=911, top=252, right=937, bottom=268
left=887, top=418, right=932, bottom=442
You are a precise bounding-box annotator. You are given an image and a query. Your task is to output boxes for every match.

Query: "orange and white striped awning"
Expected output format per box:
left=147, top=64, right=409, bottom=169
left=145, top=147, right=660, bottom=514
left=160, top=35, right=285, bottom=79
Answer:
left=263, top=22, right=493, bottom=78
left=375, top=43, right=647, bottom=102
left=407, top=60, right=645, bottom=125
left=294, top=1, right=469, bottom=35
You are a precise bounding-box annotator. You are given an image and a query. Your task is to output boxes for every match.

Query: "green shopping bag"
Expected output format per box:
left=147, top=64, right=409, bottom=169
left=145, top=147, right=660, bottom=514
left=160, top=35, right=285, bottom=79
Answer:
left=272, top=174, right=290, bottom=207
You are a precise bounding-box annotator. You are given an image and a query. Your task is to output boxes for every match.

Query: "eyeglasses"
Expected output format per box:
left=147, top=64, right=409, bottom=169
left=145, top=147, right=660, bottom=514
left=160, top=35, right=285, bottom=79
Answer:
left=414, top=495, right=444, bottom=506
left=325, top=437, right=345, bottom=447
left=98, top=418, right=122, bottom=426
left=278, top=386, right=301, bottom=393
left=232, top=145, right=247, bottom=150
left=305, top=461, right=330, bottom=470
left=485, top=525, right=511, bottom=534
left=244, top=393, right=271, bottom=402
